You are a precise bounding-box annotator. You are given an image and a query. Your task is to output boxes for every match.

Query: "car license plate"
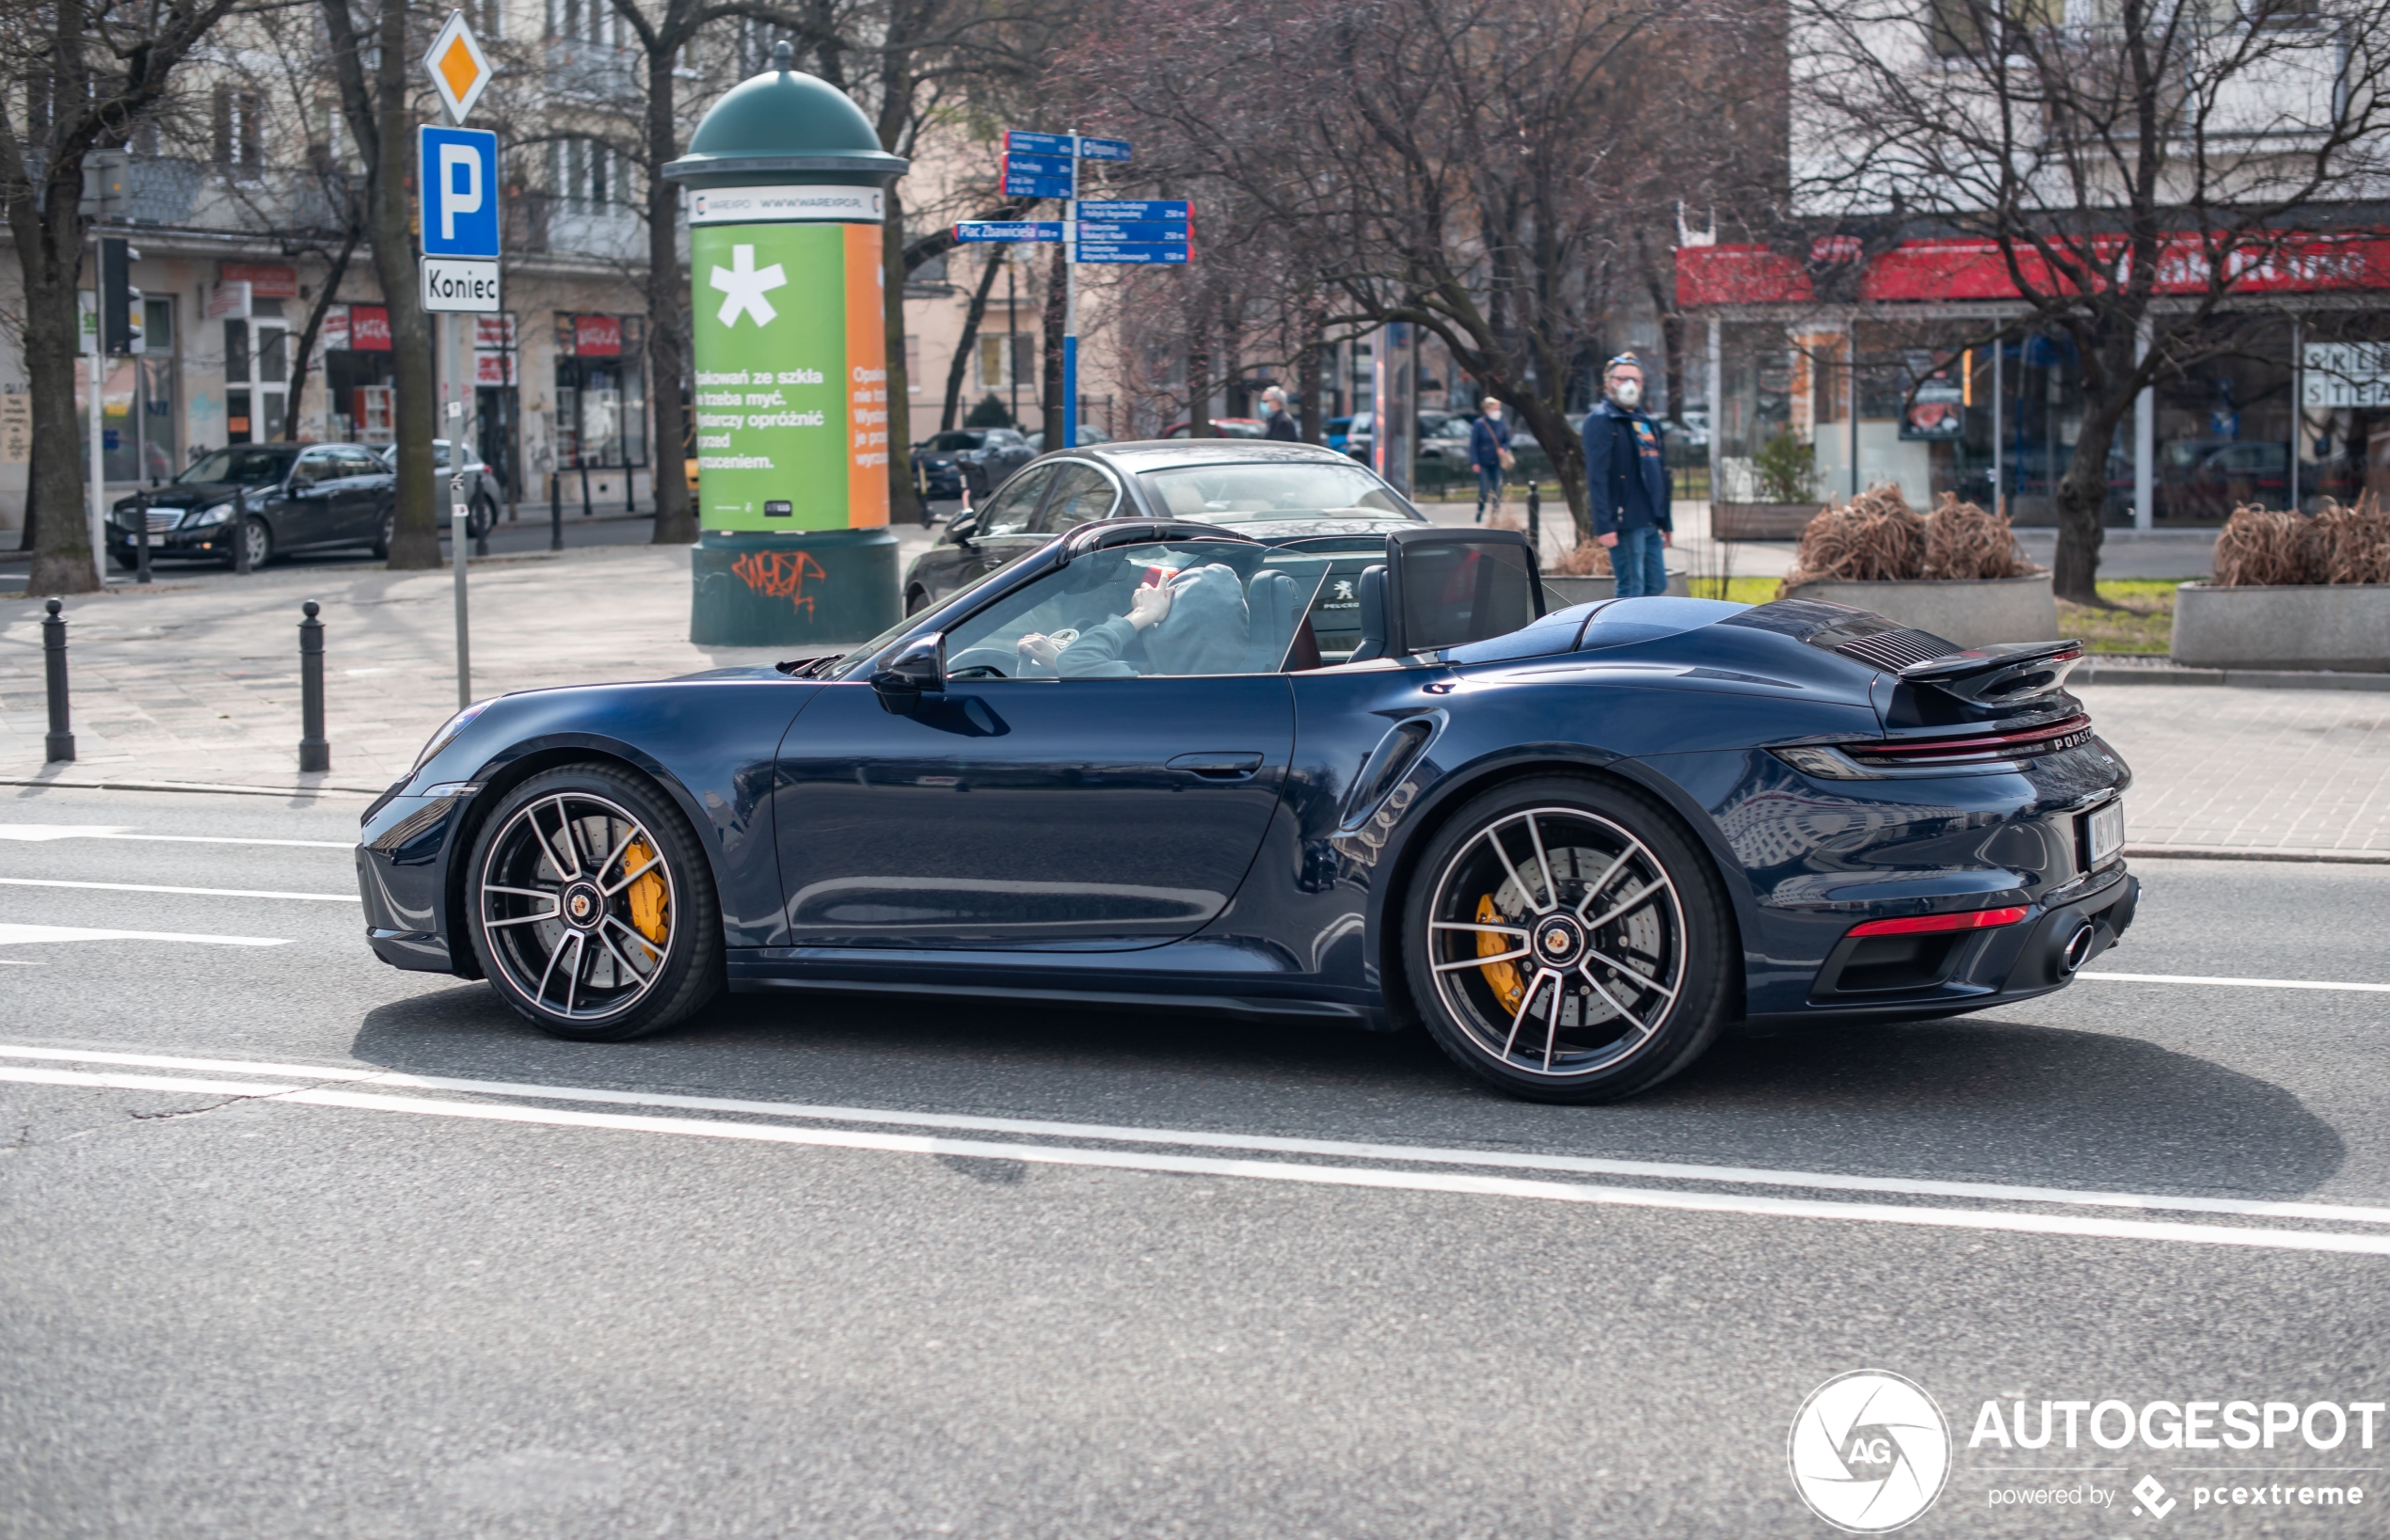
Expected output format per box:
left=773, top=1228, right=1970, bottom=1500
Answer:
left=2084, top=801, right=2126, bottom=868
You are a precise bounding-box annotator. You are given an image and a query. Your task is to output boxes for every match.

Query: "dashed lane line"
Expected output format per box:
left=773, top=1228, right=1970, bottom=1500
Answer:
left=0, top=925, right=290, bottom=947
left=5, top=1043, right=2389, bottom=1230
left=0, top=879, right=358, bottom=902
left=0, top=824, right=350, bottom=849
left=6, top=1061, right=2390, bottom=1258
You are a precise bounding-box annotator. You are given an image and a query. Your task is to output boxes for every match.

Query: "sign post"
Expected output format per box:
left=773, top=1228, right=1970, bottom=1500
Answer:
left=957, top=132, right=1171, bottom=451
left=663, top=42, right=909, bottom=645
left=419, top=9, right=497, bottom=706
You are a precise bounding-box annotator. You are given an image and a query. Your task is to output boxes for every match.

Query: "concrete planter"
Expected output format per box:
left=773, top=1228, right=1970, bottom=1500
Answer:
left=1713, top=501, right=1819, bottom=540
left=2171, top=582, right=2390, bottom=672
left=1777, top=574, right=2058, bottom=648
left=1544, top=570, right=1692, bottom=608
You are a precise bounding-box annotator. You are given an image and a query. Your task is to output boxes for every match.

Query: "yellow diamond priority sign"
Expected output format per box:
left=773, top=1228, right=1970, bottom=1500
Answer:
left=422, top=9, right=492, bottom=125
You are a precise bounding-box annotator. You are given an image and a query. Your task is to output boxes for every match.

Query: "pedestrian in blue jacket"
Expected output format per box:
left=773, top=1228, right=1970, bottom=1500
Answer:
left=1467, top=397, right=1513, bottom=522
left=1579, top=354, right=1670, bottom=597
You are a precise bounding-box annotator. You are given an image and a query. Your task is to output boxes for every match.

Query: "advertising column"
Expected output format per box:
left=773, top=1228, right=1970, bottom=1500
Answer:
left=664, top=48, right=908, bottom=646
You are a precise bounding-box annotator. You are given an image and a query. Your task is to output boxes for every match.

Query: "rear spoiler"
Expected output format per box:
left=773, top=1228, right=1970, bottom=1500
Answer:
left=1897, top=640, right=2086, bottom=704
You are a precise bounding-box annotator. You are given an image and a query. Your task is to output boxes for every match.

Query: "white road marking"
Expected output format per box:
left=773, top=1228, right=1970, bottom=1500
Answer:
left=0, top=925, right=290, bottom=948
left=2080, top=971, right=2390, bottom=993
left=4, top=1060, right=2388, bottom=1258
left=0, top=824, right=348, bottom=849
left=6, top=1043, right=2389, bottom=1230
left=0, top=879, right=358, bottom=902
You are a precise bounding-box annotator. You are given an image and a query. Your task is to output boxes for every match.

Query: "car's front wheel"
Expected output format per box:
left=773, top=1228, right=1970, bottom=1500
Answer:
left=236, top=516, right=272, bottom=569
left=1403, top=775, right=1731, bottom=1103
left=464, top=765, right=724, bottom=1041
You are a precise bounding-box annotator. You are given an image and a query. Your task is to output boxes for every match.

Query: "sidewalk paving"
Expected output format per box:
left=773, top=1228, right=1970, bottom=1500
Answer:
left=1, top=538, right=2379, bottom=856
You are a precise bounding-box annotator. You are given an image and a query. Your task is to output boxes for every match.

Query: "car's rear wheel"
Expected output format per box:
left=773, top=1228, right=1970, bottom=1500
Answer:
left=1403, top=775, right=1730, bottom=1103
left=465, top=765, right=724, bottom=1042
left=372, top=510, right=394, bottom=560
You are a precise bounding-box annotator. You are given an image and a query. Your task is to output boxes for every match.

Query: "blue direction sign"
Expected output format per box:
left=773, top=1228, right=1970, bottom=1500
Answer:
left=1001, top=171, right=1074, bottom=199
left=1077, top=199, right=1189, bottom=221
left=1003, top=151, right=1073, bottom=179
left=418, top=125, right=501, bottom=259
left=1078, top=136, right=1133, bottom=162
left=1076, top=244, right=1190, bottom=264
left=1076, top=221, right=1187, bottom=243
left=1004, top=129, right=1074, bottom=156
left=954, top=221, right=1064, bottom=242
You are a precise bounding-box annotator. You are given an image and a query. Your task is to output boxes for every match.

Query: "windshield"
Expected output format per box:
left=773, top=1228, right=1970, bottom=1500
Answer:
left=1139, top=462, right=1423, bottom=524
left=178, top=447, right=296, bottom=486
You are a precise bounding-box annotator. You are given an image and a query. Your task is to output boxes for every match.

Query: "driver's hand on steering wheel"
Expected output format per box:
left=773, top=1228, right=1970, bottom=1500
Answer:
left=1017, top=632, right=1063, bottom=668
left=1125, top=579, right=1174, bottom=631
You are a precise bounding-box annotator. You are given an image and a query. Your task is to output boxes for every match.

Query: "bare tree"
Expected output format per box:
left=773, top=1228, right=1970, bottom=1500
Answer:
left=1066, top=0, right=1775, bottom=538
left=1791, top=0, right=2390, bottom=601
left=0, top=0, right=249, bottom=592
left=320, top=0, right=441, bottom=566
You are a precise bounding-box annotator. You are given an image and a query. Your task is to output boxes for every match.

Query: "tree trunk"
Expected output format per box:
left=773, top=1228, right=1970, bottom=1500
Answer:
left=1298, top=310, right=1326, bottom=445
left=285, top=230, right=360, bottom=442
left=366, top=0, right=438, bottom=568
left=880, top=183, right=924, bottom=527
left=19, top=182, right=99, bottom=594
left=942, top=254, right=1002, bottom=432
left=645, top=52, right=696, bottom=544
left=2052, top=401, right=2126, bottom=606
left=1516, top=393, right=1587, bottom=539
left=1039, top=242, right=1066, bottom=443
left=1187, top=283, right=1211, bottom=437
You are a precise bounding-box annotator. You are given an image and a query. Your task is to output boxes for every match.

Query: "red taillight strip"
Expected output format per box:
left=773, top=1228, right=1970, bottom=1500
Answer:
left=1842, top=713, right=2094, bottom=762
left=1847, top=906, right=2030, bottom=938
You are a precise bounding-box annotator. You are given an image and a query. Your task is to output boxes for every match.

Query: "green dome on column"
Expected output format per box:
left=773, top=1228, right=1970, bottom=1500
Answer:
left=662, top=43, right=908, bottom=186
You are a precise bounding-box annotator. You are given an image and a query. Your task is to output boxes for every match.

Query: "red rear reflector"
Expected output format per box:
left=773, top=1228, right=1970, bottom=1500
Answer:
left=1847, top=906, right=2029, bottom=938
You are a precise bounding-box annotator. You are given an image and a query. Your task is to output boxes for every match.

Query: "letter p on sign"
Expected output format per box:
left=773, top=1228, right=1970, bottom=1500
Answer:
left=418, top=126, right=500, bottom=259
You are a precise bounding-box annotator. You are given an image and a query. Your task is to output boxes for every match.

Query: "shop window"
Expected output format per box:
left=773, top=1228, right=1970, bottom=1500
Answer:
left=2301, top=326, right=2390, bottom=513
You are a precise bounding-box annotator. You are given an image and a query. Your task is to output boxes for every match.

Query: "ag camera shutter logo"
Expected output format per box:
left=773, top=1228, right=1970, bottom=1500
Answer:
left=1789, top=1370, right=1952, bottom=1532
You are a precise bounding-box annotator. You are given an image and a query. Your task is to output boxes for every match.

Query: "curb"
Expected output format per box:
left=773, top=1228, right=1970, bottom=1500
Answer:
left=0, top=776, right=384, bottom=799
left=2077, top=663, right=2390, bottom=691
left=2127, top=843, right=2390, bottom=865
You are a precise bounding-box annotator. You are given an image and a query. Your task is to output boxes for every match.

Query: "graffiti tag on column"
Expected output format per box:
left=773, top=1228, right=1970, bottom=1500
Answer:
left=731, top=549, right=828, bottom=616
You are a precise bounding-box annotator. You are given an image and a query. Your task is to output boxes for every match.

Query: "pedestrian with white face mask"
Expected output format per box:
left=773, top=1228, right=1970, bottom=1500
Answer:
left=1579, top=353, right=1671, bottom=597
left=1468, top=396, right=1514, bottom=522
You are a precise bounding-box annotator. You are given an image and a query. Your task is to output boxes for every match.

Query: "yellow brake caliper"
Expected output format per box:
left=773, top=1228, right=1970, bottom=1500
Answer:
left=621, top=838, right=668, bottom=955
left=1476, top=894, right=1524, bottom=1013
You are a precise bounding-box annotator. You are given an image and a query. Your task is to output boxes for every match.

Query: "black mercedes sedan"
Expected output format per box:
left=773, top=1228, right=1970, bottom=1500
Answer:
left=901, top=440, right=1427, bottom=614
left=110, top=442, right=397, bottom=569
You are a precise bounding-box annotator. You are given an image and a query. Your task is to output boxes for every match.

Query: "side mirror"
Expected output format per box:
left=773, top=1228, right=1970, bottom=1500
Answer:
left=947, top=510, right=980, bottom=546
left=871, top=632, right=946, bottom=713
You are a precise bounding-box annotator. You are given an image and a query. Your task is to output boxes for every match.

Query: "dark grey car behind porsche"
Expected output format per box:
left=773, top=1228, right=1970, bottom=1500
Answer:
left=900, top=441, right=1429, bottom=614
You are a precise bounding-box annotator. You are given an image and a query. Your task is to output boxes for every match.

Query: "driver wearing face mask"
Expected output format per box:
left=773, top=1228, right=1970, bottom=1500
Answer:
left=1579, top=352, right=1672, bottom=599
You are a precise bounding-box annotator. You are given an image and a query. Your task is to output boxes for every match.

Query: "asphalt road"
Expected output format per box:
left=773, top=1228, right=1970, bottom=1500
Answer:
left=2, top=783, right=2385, bottom=1538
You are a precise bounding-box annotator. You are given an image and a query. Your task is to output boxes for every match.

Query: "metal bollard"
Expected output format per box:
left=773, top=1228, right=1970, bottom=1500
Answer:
left=232, top=484, right=251, bottom=574
left=297, top=600, right=329, bottom=773
left=550, top=470, right=564, bottom=552
left=135, top=488, right=151, bottom=584
left=1526, top=482, right=1541, bottom=552
left=42, top=600, right=73, bottom=763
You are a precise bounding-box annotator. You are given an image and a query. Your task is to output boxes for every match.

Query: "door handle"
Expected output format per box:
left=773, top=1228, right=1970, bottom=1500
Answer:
left=1169, top=751, right=1265, bottom=780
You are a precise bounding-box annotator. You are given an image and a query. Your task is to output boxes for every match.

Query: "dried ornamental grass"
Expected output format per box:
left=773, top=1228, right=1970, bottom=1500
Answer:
left=1551, top=537, right=1613, bottom=577
left=1784, top=485, right=1925, bottom=583
left=2312, top=492, right=2390, bottom=585
left=2210, top=504, right=2318, bottom=587
left=1921, top=493, right=2039, bottom=579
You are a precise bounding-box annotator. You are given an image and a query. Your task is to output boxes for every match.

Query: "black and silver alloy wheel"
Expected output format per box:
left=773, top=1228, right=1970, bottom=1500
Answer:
left=466, top=765, right=723, bottom=1041
left=1404, top=776, right=1729, bottom=1103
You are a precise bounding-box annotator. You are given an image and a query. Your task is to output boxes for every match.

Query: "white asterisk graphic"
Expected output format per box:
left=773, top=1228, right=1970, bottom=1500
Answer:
left=709, top=244, right=786, bottom=328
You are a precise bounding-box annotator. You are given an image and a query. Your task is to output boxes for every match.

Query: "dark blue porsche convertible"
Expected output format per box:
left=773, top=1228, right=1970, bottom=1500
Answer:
left=357, top=469, right=2137, bottom=1103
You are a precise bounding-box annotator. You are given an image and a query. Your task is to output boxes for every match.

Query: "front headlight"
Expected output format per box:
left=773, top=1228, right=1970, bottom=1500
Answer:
left=186, top=503, right=233, bottom=528
left=411, top=698, right=494, bottom=774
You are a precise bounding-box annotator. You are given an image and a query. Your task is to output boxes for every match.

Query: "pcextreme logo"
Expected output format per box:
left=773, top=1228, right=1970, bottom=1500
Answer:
left=1789, top=1370, right=1952, bottom=1532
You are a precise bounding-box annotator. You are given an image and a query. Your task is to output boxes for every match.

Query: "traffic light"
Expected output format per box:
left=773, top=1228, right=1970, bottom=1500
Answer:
left=102, top=237, right=142, bottom=355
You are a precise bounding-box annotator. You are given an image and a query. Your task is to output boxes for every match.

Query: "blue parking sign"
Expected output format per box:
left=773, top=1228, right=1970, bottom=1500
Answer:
left=419, top=126, right=500, bottom=259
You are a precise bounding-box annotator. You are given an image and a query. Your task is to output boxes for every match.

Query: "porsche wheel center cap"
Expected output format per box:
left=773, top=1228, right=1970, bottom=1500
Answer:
left=562, top=882, right=604, bottom=930
left=1537, top=918, right=1584, bottom=962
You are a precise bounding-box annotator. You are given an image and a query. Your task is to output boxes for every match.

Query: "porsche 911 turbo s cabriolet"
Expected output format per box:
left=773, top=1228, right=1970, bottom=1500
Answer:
left=358, top=519, right=2138, bottom=1103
